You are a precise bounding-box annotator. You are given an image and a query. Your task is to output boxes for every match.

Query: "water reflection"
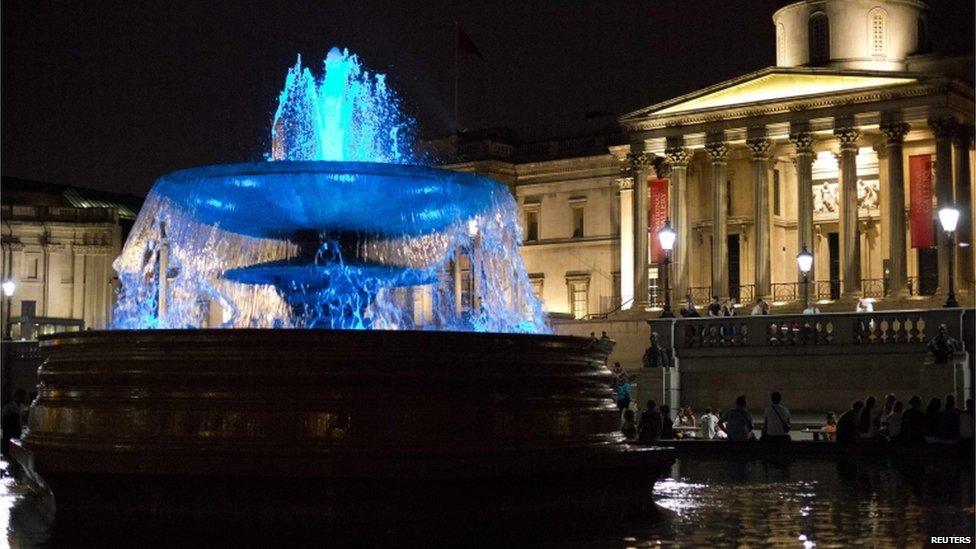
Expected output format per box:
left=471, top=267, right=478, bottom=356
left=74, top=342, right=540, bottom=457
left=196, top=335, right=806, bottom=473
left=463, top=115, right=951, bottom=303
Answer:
left=3, top=456, right=973, bottom=547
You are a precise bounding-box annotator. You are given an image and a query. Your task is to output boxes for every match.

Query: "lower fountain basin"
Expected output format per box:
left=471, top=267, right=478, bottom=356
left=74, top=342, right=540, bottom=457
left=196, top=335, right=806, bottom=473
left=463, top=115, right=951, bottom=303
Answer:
left=14, top=329, right=674, bottom=534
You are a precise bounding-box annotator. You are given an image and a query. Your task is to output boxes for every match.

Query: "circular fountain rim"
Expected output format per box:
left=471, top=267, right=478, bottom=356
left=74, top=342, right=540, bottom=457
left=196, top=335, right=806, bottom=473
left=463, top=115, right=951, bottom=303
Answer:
left=159, top=160, right=504, bottom=190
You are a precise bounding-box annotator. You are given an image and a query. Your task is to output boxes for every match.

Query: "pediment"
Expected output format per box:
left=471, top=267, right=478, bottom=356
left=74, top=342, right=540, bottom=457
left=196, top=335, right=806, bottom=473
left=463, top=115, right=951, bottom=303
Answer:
left=622, top=68, right=917, bottom=121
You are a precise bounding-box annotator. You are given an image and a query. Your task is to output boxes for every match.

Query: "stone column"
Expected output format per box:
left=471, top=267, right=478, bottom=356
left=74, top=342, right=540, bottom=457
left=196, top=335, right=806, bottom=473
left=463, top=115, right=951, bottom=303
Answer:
left=834, top=124, right=861, bottom=298
left=617, top=177, right=635, bottom=307
left=746, top=136, right=772, bottom=299
left=954, top=124, right=974, bottom=291
left=790, top=131, right=815, bottom=285
left=665, top=142, right=691, bottom=301
left=628, top=150, right=654, bottom=308
left=705, top=138, right=730, bottom=298
left=929, top=117, right=956, bottom=295
left=880, top=121, right=910, bottom=297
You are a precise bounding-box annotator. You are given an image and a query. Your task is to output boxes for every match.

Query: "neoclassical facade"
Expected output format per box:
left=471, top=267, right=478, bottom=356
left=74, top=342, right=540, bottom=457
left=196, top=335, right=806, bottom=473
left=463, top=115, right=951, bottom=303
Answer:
left=438, top=0, right=974, bottom=318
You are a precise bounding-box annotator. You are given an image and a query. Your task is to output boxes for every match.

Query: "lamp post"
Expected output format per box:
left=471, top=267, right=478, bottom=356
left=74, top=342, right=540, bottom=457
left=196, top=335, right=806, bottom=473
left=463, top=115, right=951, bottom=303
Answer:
left=3, top=280, right=15, bottom=340
left=796, top=246, right=813, bottom=311
left=658, top=219, right=676, bottom=318
left=939, top=206, right=960, bottom=308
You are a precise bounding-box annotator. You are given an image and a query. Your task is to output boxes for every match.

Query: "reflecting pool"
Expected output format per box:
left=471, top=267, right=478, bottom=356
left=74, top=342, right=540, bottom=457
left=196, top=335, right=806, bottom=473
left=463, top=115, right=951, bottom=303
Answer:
left=4, top=455, right=972, bottom=547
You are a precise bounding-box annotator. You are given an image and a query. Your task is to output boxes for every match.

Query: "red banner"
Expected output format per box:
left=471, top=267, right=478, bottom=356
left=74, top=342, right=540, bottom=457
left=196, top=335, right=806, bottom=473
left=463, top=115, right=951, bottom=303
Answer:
left=648, top=179, right=669, bottom=263
left=909, top=154, right=934, bottom=248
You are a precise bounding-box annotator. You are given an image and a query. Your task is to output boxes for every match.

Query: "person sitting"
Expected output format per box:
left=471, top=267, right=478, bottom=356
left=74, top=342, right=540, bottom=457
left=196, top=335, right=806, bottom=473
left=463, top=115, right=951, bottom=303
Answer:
left=887, top=401, right=904, bottom=441
left=621, top=409, right=637, bottom=441
left=822, top=412, right=838, bottom=441
left=637, top=400, right=662, bottom=443
left=680, top=294, right=700, bottom=318
left=722, top=298, right=737, bottom=317
left=803, top=304, right=821, bottom=314
left=659, top=405, right=676, bottom=440
left=898, top=396, right=926, bottom=445
left=1, top=389, right=28, bottom=456
left=855, top=297, right=873, bottom=313
left=673, top=406, right=697, bottom=439
left=719, top=395, right=754, bottom=441
left=699, top=407, right=723, bottom=440
left=938, top=394, right=961, bottom=442
left=761, top=391, right=792, bottom=442
left=750, top=298, right=769, bottom=316
left=924, top=397, right=942, bottom=444
left=858, top=395, right=881, bottom=442
left=836, top=400, right=864, bottom=445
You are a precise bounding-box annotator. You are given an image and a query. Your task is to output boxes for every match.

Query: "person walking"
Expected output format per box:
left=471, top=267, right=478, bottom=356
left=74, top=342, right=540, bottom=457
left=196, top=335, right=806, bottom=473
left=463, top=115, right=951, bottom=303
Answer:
left=719, top=395, right=754, bottom=441
left=761, top=392, right=792, bottom=442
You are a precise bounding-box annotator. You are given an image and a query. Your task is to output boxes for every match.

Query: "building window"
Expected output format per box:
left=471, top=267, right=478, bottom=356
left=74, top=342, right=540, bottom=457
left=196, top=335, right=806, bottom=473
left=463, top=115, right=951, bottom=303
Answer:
left=569, top=281, right=588, bottom=319
left=870, top=9, right=887, bottom=57
left=565, top=272, right=590, bottom=319
left=25, top=254, right=40, bottom=280
left=524, top=209, right=539, bottom=242
left=572, top=205, right=584, bottom=238
left=773, top=169, right=782, bottom=216
left=809, top=12, right=830, bottom=65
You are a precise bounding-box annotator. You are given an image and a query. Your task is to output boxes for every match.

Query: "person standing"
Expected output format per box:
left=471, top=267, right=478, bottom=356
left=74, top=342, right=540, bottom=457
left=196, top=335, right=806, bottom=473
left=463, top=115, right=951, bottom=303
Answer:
left=638, top=400, right=662, bottom=443
left=822, top=412, right=838, bottom=441
left=719, top=395, right=754, bottom=441
left=707, top=296, right=722, bottom=317
left=761, top=392, right=792, bottom=442
left=938, top=394, right=961, bottom=441
left=858, top=395, right=881, bottom=441
left=887, top=401, right=905, bottom=440
left=659, top=405, right=676, bottom=440
left=898, top=396, right=926, bottom=445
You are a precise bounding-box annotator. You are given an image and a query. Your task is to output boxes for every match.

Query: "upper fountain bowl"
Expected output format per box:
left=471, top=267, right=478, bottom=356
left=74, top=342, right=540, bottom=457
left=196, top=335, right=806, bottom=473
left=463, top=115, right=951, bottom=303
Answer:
left=154, top=161, right=505, bottom=239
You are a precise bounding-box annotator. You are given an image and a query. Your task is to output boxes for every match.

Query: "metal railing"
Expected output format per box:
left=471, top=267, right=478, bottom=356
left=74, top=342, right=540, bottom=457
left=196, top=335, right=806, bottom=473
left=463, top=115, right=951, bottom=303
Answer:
left=908, top=276, right=938, bottom=296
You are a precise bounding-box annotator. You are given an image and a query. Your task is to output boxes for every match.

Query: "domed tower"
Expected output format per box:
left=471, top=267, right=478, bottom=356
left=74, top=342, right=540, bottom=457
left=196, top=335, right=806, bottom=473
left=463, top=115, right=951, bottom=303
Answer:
left=773, top=0, right=929, bottom=71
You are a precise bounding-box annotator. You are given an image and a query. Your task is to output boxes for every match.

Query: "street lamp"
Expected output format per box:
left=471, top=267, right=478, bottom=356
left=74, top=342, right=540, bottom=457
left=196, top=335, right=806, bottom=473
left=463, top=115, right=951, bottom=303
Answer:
left=939, top=205, right=960, bottom=308
left=658, top=219, right=676, bottom=318
left=3, top=279, right=15, bottom=340
left=796, top=246, right=813, bottom=311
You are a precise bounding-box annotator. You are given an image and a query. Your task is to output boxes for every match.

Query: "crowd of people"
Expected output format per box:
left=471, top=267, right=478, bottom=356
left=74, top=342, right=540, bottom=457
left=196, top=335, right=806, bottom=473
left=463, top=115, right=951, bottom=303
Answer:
left=830, top=393, right=975, bottom=445
left=618, top=391, right=976, bottom=445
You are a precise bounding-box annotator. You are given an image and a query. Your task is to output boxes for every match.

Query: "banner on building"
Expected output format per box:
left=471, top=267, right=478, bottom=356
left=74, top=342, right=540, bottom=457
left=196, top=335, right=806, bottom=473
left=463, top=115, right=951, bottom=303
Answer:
left=648, top=179, right=669, bottom=263
left=908, top=154, right=934, bottom=248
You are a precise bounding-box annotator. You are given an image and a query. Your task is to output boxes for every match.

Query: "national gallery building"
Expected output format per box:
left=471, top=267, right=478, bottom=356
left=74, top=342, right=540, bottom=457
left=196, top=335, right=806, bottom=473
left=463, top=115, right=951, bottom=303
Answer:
left=433, top=0, right=974, bottom=318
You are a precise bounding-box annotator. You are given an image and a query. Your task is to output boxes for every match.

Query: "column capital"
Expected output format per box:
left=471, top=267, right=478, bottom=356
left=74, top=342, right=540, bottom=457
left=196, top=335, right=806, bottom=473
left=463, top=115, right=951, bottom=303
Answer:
left=928, top=116, right=957, bottom=139
left=652, top=156, right=671, bottom=179
left=833, top=126, right=860, bottom=150
left=789, top=132, right=814, bottom=154
left=626, top=151, right=654, bottom=171
left=664, top=146, right=691, bottom=167
left=880, top=121, right=910, bottom=144
left=615, top=177, right=634, bottom=190
left=872, top=141, right=888, bottom=160
left=704, top=141, right=729, bottom=163
left=745, top=137, right=773, bottom=160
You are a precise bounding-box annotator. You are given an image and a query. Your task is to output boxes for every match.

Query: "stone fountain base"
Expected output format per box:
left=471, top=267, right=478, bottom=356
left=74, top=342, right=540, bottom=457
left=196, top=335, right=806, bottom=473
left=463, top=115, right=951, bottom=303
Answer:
left=13, top=329, right=674, bottom=536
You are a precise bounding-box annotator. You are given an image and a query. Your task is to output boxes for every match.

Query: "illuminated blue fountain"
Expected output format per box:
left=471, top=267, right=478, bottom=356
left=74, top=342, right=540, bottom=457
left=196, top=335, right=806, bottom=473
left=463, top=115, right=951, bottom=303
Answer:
left=113, top=48, right=547, bottom=332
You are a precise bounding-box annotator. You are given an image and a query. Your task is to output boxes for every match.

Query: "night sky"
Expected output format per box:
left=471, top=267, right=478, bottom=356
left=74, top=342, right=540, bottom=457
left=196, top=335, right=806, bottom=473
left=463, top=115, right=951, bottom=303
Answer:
left=3, top=0, right=973, bottom=196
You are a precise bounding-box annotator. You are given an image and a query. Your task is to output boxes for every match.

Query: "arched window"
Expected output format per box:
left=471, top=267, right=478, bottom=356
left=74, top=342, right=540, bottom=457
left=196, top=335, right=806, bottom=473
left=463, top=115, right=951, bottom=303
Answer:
left=869, top=8, right=887, bottom=57
left=808, top=12, right=830, bottom=65
left=777, top=23, right=786, bottom=64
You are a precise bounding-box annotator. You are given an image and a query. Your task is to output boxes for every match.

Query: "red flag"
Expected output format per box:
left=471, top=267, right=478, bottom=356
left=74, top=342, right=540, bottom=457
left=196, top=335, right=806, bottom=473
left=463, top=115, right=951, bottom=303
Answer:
left=909, top=154, right=934, bottom=248
left=457, top=25, right=486, bottom=62
left=649, top=179, right=670, bottom=263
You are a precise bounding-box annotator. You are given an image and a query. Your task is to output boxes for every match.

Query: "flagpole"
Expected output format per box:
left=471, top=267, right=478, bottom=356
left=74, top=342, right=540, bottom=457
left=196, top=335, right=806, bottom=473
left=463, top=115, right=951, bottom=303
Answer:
left=453, top=21, right=459, bottom=127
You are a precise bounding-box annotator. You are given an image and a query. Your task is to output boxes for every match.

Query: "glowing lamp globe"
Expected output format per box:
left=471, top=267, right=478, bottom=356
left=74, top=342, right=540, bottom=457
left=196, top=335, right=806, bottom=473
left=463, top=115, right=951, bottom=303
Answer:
left=658, top=220, right=677, bottom=252
left=796, top=246, right=813, bottom=274
left=939, top=206, right=960, bottom=233
left=2, top=280, right=15, bottom=298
